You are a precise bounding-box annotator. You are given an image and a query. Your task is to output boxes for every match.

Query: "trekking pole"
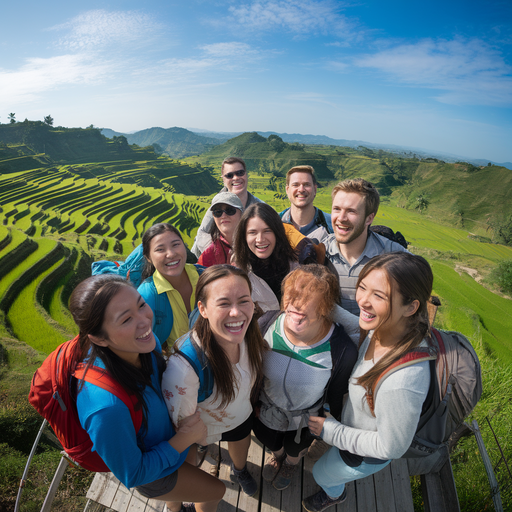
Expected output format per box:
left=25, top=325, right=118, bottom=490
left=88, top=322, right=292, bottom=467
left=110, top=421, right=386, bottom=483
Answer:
left=14, top=418, right=48, bottom=512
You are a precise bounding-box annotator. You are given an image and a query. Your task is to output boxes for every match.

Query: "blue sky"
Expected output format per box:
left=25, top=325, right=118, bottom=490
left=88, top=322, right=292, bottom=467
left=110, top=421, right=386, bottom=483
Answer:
left=1, top=0, right=511, bottom=162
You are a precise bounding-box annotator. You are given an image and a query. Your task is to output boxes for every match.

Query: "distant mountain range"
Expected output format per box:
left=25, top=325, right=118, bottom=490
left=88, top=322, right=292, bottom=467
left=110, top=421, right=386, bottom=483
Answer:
left=102, top=126, right=512, bottom=170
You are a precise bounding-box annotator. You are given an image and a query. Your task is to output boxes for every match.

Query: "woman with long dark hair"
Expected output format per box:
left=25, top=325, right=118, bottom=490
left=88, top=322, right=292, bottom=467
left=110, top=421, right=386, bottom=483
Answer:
left=71, top=274, right=225, bottom=512
left=162, top=265, right=267, bottom=497
left=138, top=223, right=204, bottom=347
left=302, top=252, right=434, bottom=512
left=233, top=202, right=316, bottom=304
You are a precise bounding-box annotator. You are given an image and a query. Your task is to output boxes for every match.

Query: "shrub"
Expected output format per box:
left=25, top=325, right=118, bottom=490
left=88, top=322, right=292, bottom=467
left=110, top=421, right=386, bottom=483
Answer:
left=491, top=259, right=512, bottom=294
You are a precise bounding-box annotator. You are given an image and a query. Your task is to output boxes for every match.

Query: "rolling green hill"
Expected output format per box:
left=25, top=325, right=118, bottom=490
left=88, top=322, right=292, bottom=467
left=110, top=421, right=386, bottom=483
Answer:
left=102, top=126, right=223, bottom=159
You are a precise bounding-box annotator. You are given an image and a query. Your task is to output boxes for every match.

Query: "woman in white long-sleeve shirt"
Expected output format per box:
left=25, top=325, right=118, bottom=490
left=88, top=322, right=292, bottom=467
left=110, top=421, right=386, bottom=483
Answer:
left=302, top=252, right=433, bottom=512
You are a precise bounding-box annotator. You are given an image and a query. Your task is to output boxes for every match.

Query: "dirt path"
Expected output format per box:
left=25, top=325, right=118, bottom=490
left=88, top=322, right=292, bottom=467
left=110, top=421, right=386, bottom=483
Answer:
left=455, top=264, right=482, bottom=283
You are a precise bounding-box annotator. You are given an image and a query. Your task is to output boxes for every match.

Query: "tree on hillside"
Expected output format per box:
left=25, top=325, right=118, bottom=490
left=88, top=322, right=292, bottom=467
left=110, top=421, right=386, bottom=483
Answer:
left=8, top=113, right=16, bottom=124
left=44, top=115, right=54, bottom=126
left=415, top=193, right=429, bottom=214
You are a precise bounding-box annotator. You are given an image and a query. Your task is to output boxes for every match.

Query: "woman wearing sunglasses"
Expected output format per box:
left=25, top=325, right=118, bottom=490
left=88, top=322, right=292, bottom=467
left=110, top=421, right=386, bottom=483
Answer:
left=197, top=193, right=243, bottom=267
left=191, top=157, right=264, bottom=258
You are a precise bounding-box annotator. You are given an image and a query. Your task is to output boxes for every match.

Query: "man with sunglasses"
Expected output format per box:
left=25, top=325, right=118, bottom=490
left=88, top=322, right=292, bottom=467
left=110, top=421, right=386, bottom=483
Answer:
left=191, top=157, right=263, bottom=257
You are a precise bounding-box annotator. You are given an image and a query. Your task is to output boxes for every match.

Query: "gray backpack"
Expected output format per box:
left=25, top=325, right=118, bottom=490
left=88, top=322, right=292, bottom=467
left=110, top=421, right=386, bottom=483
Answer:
left=373, top=327, right=482, bottom=458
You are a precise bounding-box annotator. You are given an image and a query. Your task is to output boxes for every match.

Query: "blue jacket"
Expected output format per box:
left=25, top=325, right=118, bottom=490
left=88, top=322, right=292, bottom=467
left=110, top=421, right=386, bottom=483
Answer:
left=138, top=265, right=205, bottom=343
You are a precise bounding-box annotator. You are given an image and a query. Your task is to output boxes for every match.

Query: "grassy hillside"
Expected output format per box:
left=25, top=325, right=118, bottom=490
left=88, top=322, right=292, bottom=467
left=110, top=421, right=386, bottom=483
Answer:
left=0, top=126, right=511, bottom=511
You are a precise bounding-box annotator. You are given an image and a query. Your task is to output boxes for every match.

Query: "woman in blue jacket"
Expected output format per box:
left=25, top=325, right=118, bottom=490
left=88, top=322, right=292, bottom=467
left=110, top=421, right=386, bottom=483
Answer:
left=138, top=223, right=204, bottom=347
left=71, top=274, right=225, bottom=512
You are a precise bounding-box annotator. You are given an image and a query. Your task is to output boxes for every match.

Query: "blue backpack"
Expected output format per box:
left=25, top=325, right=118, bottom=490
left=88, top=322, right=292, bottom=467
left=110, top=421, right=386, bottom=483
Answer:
left=174, top=333, right=214, bottom=403
left=91, top=245, right=145, bottom=288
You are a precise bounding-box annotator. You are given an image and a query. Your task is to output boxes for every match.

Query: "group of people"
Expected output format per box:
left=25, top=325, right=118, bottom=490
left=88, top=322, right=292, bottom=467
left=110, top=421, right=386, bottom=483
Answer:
left=68, top=157, right=435, bottom=512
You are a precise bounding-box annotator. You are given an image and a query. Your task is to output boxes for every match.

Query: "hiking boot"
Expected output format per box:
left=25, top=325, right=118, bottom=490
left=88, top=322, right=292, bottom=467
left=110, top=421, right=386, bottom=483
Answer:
left=307, top=439, right=330, bottom=461
left=262, top=451, right=286, bottom=482
left=230, top=463, right=258, bottom=496
left=302, top=489, right=347, bottom=512
left=272, top=460, right=299, bottom=491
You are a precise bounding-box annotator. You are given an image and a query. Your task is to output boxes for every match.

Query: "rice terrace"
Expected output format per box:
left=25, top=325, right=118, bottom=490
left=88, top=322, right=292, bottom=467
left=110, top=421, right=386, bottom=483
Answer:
left=1, top=122, right=511, bottom=511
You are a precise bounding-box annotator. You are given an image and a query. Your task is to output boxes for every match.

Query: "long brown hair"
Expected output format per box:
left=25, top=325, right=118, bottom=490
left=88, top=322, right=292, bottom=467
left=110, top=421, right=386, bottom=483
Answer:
left=192, top=265, right=266, bottom=407
left=232, top=203, right=297, bottom=273
left=355, top=252, right=433, bottom=414
left=69, top=275, right=165, bottom=437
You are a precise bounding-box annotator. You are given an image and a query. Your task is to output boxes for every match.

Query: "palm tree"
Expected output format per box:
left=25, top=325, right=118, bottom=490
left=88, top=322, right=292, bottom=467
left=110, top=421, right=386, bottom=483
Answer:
left=8, top=113, right=16, bottom=124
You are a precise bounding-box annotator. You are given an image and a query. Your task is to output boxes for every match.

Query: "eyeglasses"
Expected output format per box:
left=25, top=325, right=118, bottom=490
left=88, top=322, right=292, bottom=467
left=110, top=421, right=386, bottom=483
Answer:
left=223, top=169, right=246, bottom=180
left=212, top=206, right=239, bottom=218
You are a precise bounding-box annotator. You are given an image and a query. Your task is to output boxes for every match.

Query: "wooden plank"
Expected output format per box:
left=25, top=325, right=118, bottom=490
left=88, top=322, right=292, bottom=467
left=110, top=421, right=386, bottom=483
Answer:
left=87, top=473, right=122, bottom=508
left=124, top=489, right=147, bottom=512
left=303, top=454, right=320, bottom=503
left=373, top=464, right=395, bottom=512
left=111, top=481, right=134, bottom=512
left=389, top=459, right=414, bottom=512
left=260, top=448, right=281, bottom=512
left=280, top=458, right=302, bottom=512
left=217, top=442, right=240, bottom=512
left=237, top=435, right=263, bottom=512
left=421, top=472, right=446, bottom=512
left=438, top=459, right=461, bottom=512
left=355, top=474, right=376, bottom=512
left=338, top=481, right=356, bottom=512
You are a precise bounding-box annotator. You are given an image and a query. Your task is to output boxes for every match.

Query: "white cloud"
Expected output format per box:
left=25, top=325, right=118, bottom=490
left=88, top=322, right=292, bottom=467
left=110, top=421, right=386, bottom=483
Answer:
left=227, top=0, right=358, bottom=38
left=50, top=9, right=163, bottom=51
left=200, top=42, right=257, bottom=57
left=0, top=55, right=111, bottom=104
left=355, top=37, right=512, bottom=106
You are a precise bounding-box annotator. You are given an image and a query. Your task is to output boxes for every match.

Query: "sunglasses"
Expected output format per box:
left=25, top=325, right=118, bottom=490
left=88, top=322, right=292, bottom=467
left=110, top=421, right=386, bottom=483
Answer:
left=223, top=169, right=246, bottom=180
left=212, top=206, right=239, bottom=218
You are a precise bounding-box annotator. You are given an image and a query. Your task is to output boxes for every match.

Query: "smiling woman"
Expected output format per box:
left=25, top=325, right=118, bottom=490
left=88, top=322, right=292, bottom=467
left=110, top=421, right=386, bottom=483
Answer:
left=162, top=265, right=268, bottom=497
left=137, top=223, right=205, bottom=347
left=70, top=274, right=225, bottom=512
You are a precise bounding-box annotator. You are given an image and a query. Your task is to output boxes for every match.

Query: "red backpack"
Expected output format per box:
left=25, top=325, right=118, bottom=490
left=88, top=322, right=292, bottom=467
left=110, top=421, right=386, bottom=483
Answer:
left=28, top=336, right=142, bottom=472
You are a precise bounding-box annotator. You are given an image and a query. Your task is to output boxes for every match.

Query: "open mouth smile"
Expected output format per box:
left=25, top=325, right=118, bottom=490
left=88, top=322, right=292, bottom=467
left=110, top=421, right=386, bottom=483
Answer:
left=225, top=321, right=244, bottom=333
left=136, top=328, right=153, bottom=340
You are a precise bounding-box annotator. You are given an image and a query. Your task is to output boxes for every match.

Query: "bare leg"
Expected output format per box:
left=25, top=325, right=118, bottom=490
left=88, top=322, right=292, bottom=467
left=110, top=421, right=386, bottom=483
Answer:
left=155, top=461, right=225, bottom=512
left=227, top=434, right=251, bottom=470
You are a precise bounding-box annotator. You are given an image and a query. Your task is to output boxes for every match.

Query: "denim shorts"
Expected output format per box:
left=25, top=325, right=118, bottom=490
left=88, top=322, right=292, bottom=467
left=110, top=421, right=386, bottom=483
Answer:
left=135, top=471, right=179, bottom=498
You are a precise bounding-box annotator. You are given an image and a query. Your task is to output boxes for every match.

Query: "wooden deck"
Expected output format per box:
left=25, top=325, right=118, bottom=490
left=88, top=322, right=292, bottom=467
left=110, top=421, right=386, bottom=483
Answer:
left=85, top=435, right=459, bottom=512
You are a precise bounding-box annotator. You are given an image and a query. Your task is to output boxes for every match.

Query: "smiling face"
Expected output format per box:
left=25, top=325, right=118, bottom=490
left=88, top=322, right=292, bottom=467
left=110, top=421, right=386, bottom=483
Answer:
left=356, top=268, right=417, bottom=339
left=331, top=190, right=374, bottom=246
left=283, top=291, right=325, bottom=343
left=222, top=162, right=247, bottom=197
left=286, top=171, right=317, bottom=209
left=213, top=203, right=242, bottom=243
left=147, top=230, right=187, bottom=283
left=89, top=286, right=155, bottom=366
left=197, top=274, right=254, bottom=352
left=245, top=216, right=277, bottom=260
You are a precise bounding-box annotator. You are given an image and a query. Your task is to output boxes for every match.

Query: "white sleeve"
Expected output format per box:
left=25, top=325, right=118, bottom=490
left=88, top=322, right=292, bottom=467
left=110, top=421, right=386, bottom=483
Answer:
left=330, top=304, right=360, bottom=345
left=321, top=362, right=430, bottom=460
left=161, top=354, right=200, bottom=426
left=191, top=210, right=214, bottom=257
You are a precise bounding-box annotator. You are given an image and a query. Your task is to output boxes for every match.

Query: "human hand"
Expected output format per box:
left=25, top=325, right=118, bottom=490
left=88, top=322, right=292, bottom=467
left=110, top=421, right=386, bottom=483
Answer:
left=178, top=411, right=207, bottom=446
left=308, top=416, right=326, bottom=437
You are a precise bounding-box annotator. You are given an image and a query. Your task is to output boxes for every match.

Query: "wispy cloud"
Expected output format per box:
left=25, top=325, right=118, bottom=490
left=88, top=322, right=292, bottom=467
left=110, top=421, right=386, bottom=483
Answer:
left=0, top=55, right=111, bottom=104
left=200, top=42, right=258, bottom=57
left=226, top=0, right=360, bottom=39
left=50, top=9, right=163, bottom=51
left=355, top=37, right=512, bottom=106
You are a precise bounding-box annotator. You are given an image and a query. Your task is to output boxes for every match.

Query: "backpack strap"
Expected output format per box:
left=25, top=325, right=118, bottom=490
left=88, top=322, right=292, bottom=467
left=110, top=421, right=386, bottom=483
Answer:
left=74, top=365, right=143, bottom=434
left=316, top=208, right=331, bottom=233
left=430, top=327, right=449, bottom=397
left=175, top=335, right=214, bottom=403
